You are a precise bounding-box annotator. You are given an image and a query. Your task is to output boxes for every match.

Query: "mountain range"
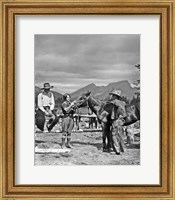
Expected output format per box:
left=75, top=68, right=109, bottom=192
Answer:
left=71, top=80, right=137, bottom=101
left=35, top=80, right=138, bottom=107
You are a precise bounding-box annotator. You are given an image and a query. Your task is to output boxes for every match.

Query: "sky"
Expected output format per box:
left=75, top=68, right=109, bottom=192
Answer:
left=35, top=34, right=140, bottom=94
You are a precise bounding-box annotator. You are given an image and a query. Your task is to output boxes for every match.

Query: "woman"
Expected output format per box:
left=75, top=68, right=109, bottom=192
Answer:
left=61, top=94, right=76, bottom=148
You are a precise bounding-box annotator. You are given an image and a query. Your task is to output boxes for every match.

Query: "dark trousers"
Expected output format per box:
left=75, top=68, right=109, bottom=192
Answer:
left=35, top=109, right=59, bottom=131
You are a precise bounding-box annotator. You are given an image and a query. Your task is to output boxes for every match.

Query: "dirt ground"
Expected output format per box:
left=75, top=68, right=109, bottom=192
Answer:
left=35, top=129, right=140, bottom=166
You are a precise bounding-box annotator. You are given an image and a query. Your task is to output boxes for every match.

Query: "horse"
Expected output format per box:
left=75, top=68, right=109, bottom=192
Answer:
left=79, top=91, right=140, bottom=154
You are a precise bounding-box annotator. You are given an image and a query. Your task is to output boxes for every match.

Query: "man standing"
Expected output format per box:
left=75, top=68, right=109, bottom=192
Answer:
left=99, top=89, right=126, bottom=123
left=108, top=89, right=126, bottom=154
left=99, top=89, right=126, bottom=154
left=35, top=83, right=59, bottom=132
left=61, top=94, right=76, bottom=149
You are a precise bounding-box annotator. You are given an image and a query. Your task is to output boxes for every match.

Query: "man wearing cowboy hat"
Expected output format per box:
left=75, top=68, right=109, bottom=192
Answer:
left=35, top=83, right=59, bottom=132
left=109, top=89, right=126, bottom=117
left=99, top=89, right=126, bottom=155
left=99, top=89, right=126, bottom=122
left=108, top=89, right=126, bottom=155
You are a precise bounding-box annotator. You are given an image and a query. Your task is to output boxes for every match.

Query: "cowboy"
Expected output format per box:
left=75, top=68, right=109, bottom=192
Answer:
left=99, top=89, right=126, bottom=123
left=108, top=89, right=126, bottom=154
left=109, top=89, right=126, bottom=119
left=61, top=93, right=76, bottom=149
left=35, top=83, right=59, bottom=132
left=98, top=89, right=126, bottom=154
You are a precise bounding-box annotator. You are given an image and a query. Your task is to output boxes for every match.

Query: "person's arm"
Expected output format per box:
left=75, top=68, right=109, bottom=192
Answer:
left=62, top=101, right=75, bottom=113
left=50, top=93, right=55, bottom=111
left=38, top=93, right=48, bottom=115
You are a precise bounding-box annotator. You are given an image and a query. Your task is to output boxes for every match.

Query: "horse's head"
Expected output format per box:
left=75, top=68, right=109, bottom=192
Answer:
left=75, top=90, right=91, bottom=108
left=79, top=90, right=91, bottom=101
left=74, top=91, right=91, bottom=108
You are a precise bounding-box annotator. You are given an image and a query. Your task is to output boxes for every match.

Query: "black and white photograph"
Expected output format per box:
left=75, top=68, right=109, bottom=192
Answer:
left=34, top=34, right=140, bottom=165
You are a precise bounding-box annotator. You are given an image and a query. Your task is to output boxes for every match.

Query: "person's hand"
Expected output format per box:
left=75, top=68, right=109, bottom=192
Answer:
left=70, top=101, right=76, bottom=107
left=45, top=111, right=49, bottom=116
left=47, top=110, right=52, bottom=115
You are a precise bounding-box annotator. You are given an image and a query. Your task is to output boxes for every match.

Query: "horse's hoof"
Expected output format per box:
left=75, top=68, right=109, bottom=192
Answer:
left=116, top=151, right=120, bottom=155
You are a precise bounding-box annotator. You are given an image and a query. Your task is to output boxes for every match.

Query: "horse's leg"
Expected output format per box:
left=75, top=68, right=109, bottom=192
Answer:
left=95, top=117, right=98, bottom=129
left=91, top=118, right=93, bottom=128
left=73, top=116, right=77, bottom=132
left=77, top=115, right=80, bottom=130
left=101, top=123, right=108, bottom=152
left=89, top=118, right=91, bottom=129
left=92, top=117, right=95, bottom=129
left=106, top=122, right=114, bottom=152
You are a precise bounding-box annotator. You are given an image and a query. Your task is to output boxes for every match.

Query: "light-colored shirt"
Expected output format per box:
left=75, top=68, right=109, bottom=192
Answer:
left=38, top=92, right=55, bottom=113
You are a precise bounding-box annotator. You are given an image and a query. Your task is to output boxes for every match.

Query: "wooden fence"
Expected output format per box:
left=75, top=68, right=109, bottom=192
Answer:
left=57, top=113, right=101, bottom=132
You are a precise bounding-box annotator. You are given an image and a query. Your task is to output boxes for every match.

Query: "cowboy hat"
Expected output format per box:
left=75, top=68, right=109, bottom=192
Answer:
left=41, top=83, right=54, bottom=90
left=109, top=89, right=122, bottom=97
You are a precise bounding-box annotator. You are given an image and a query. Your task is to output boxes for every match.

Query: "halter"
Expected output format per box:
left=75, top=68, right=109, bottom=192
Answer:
left=86, top=95, right=90, bottom=107
left=73, top=98, right=87, bottom=110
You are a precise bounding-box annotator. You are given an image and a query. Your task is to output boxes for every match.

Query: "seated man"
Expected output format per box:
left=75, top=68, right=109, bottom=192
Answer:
left=35, top=83, right=59, bottom=132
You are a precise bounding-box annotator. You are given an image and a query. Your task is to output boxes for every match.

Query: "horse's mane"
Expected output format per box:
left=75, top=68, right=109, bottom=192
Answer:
left=87, top=96, right=105, bottom=115
left=88, top=96, right=103, bottom=106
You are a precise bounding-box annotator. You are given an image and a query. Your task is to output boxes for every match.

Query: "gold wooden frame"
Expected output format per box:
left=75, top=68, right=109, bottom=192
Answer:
left=0, top=0, right=174, bottom=199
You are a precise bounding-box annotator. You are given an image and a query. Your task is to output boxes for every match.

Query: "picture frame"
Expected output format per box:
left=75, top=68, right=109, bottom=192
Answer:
left=0, top=0, right=174, bottom=199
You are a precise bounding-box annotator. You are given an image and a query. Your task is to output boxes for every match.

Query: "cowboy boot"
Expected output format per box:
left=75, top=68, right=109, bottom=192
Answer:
left=109, top=147, right=116, bottom=154
left=61, top=138, right=66, bottom=149
left=67, top=138, right=73, bottom=148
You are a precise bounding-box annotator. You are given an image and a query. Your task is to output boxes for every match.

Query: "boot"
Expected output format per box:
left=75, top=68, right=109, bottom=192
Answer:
left=67, top=138, right=73, bottom=148
left=109, top=147, right=116, bottom=155
left=102, top=143, right=108, bottom=153
left=61, top=138, right=66, bottom=149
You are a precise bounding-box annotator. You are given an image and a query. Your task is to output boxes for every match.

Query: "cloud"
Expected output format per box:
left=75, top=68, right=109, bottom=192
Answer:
left=35, top=34, right=140, bottom=93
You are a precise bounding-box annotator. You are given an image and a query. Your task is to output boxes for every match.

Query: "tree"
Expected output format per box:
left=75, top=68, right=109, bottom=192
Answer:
left=133, top=64, right=140, bottom=99
left=135, top=64, right=140, bottom=71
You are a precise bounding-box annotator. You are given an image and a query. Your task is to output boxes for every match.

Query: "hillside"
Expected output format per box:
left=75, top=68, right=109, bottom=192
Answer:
left=71, top=83, right=100, bottom=99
